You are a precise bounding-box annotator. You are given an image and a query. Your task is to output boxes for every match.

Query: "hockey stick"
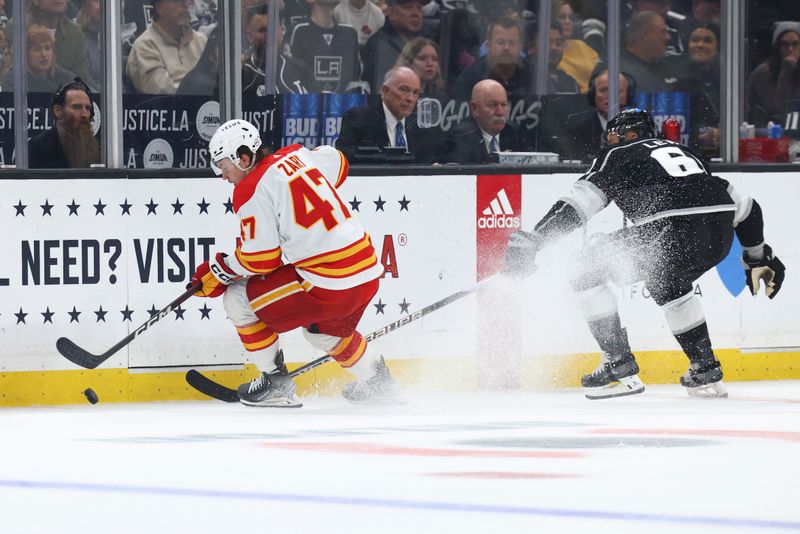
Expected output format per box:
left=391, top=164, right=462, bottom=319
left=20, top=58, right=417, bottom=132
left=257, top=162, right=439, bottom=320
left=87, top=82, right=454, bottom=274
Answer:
left=56, top=283, right=202, bottom=369
left=186, top=274, right=498, bottom=402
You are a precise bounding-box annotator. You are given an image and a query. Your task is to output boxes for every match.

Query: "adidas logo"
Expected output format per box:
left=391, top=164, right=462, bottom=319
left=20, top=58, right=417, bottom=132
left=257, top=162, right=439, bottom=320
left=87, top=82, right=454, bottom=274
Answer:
left=477, top=189, right=520, bottom=229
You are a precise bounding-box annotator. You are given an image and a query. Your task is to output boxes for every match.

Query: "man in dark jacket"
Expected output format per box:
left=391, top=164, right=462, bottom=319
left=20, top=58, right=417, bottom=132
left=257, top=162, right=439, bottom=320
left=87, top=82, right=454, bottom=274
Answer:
left=29, top=79, right=100, bottom=168
left=441, top=79, right=532, bottom=164
left=337, top=66, right=439, bottom=163
left=361, top=0, right=424, bottom=94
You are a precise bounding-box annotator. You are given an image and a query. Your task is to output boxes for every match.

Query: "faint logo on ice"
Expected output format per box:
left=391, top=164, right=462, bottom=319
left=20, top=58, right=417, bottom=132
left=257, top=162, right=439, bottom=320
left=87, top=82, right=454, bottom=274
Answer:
left=715, top=235, right=746, bottom=296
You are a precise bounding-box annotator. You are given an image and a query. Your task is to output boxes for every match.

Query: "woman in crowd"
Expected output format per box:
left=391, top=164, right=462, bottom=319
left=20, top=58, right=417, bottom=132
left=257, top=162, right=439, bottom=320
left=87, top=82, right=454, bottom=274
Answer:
left=747, top=21, right=800, bottom=127
left=77, top=0, right=102, bottom=88
left=676, top=21, right=721, bottom=156
left=554, top=0, right=599, bottom=93
left=3, top=24, right=76, bottom=93
left=395, top=37, right=447, bottom=100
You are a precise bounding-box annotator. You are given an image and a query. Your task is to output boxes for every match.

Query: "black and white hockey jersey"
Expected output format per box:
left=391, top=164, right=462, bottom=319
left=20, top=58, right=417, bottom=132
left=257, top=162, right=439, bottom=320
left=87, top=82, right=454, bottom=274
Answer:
left=288, top=21, right=361, bottom=93
left=535, top=138, right=735, bottom=238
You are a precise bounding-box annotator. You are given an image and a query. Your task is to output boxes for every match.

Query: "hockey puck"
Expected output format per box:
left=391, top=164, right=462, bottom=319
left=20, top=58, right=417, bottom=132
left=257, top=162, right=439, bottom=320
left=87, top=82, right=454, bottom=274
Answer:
left=83, top=388, right=99, bottom=404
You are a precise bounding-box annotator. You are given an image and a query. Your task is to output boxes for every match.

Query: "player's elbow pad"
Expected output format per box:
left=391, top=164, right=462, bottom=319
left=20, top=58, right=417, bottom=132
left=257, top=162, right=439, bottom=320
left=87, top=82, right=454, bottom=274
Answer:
left=533, top=201, right=582, bottom=241
left=734, top=199, right=765, bottom=248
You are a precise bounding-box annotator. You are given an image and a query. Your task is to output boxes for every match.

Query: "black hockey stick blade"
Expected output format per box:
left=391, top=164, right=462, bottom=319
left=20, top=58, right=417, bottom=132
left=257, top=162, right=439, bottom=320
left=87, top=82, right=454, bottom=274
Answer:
left=186, top=355, right=334, bottom=402
left=185, top=370, right=239, bottom=402
left=56, top=283, right=201, bottom=370
left=56, top=337, right=107, bottom=370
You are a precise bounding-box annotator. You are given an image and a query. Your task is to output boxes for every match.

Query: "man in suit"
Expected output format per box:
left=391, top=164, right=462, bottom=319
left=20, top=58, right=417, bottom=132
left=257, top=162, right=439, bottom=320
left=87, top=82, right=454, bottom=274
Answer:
left=441, top=79, right=532, bottom=164
left=563, top=69, right=633, bottom=161
left=337, top=66, right=434, bottom=162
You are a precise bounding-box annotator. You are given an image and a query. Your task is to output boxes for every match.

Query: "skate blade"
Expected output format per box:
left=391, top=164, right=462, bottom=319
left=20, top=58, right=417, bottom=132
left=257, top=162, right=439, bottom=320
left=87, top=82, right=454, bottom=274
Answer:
left=585, top=375, right=645, bottom=400
left=240, top=395, right=303, bottom=408
left=686, top=381, right=728, bottom=399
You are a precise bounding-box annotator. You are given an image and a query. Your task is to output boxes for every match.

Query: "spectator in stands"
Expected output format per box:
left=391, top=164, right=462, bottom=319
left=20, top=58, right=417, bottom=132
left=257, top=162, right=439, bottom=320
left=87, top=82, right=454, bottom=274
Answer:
left=3, top=24, right=76, bottom=92
left=288, top=0, right=364, bottom=93
left=29, top=78, right=99, bottom=168
left=5, top=0, right=93, bottom=84
left=440, top=79, right=532, bottom=164
left=337, top=66, right=437, bottom=162
left=629, top=0, right=685, bottom=57
left=453, top=17, right=530, bottom=100
left=747, top=21, right=800, bottom=127
left=563, top=70, right=633, bottom=161
left=554, top=0, right=600, bottom=93
left=675, top=21, right=720, bottom=155
left=176, top=26, right=219, bottom=96
left=243, top=5, right=316, bottom=95
left=678, top=0, right=720, bottom=42
left=395, top=37, right=445, bottom=99
left=0, top=0, right=10, bottom=85
left=77, top=0, right=101, bottom=87
left=126, top=0, right=207, bottom=94
left=527, top=20, right=580, bottom=94
left=334, top=0, right=386, bottom=47
left=361, top=0, right=424, bottom=95
left=617, top=10, right=677, bottom=93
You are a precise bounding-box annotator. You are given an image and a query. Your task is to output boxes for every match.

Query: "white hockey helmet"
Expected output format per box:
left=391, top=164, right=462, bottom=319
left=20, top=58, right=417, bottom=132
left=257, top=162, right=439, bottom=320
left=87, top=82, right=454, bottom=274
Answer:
left=208, top=119, right=262, bottom=175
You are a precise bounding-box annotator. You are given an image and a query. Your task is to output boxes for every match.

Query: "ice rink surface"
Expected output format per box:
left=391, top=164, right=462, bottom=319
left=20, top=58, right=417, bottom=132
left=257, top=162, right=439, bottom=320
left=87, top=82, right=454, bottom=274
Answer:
left=1, top=381, right=799, bottom=533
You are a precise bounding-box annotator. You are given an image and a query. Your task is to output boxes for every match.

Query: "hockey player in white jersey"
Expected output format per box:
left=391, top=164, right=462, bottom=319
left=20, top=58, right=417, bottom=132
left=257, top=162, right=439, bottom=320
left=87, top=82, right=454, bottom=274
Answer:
left=504, top=108, right=786, bottom=399
left=189, top=119, right=399, bottom=407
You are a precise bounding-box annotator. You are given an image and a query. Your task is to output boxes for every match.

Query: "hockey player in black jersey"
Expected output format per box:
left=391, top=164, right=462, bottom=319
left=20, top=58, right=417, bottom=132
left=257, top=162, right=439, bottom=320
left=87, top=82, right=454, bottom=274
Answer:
left=504, top=108, right=786, bottom=399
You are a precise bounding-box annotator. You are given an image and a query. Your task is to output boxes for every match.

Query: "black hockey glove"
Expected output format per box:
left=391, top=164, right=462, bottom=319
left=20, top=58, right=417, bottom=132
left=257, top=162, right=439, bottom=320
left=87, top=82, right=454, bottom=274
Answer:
left=743, top=244, right=785, bottom=299
left=503, top=230, right=544, bottom=279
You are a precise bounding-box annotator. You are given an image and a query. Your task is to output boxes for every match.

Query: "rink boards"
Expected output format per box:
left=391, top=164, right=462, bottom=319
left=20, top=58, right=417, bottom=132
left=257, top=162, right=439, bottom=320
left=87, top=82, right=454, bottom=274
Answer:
left=0, top=171, right=798, bottom=406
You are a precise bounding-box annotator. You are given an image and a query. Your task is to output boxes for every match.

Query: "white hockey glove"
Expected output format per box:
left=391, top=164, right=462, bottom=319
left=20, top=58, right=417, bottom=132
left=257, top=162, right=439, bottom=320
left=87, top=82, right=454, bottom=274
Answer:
left=503, top=230, right=543, bottom=279
left=742, top=244, right=785, bottom=299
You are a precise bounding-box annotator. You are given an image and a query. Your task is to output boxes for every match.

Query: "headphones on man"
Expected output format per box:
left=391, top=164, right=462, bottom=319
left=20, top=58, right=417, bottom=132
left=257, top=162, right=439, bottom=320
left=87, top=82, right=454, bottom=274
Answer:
left=52, top=77, right=95, bottom=120
left=587, top=71, right=637, bottom=108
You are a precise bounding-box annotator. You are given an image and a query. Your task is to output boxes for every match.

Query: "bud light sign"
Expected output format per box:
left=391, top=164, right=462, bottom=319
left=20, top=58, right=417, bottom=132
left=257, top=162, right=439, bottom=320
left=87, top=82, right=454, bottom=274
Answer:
left=280, top=93, right=366, bottom=147
left=641, top=92, right=691, bottom=145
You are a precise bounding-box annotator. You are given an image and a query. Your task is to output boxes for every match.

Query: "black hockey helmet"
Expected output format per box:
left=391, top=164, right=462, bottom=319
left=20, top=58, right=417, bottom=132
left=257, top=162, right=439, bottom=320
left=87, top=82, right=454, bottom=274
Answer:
left=605, top=108, right=657, bottom=141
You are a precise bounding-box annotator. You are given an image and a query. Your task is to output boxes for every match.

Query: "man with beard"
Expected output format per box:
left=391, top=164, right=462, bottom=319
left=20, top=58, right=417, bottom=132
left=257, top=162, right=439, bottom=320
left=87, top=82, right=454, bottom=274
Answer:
left=29, top=79, right=100, bottom=168
left=440, top=79, right=532, bottom=164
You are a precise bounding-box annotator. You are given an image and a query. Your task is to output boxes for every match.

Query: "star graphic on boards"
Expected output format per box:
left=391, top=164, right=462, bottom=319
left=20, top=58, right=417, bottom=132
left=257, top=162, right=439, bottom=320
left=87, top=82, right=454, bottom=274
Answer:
left=197, top=198, right=210, bottom=214
left=373, top=299, right=386, bottom=314
left=171, top=198, right=184, bottom=214
left=145, top=198, right=159, bottom=215
left=147, top=305, right=159, bottom=318
left=374, top=196, right=386, bottom=212
left=173, top=305, right=186, bottom=320
left=14, top=200, right=27, bottom=217
left=121, top=305, right=134, bottom=322
left=15, top=308, right=27, bottom=324
left=67, top=199, right=80, bottom=216
left=68, top=306, right=81, bottom=323
left=398, top=196, right=411, bottom=211
left=41, top=307, right=55, bottom=324
left=93, top=199, right=107, bottom=215
left=119, top=199, right=132, bottom=215
left=223, top=198, right=234, bottom=214
left=399, top=298, right=411, bottom=314
left=199, top=303, right=212, bottom=319
left=40, top=199, right=54, bottom=216
left=94, top=306, right=107, bottom=322
left=349, top=196, right=361, bottom=211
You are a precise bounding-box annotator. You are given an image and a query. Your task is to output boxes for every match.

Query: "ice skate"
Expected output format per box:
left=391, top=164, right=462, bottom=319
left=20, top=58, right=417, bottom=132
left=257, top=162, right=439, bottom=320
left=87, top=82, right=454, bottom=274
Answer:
left=342, top=357, right=401, bottom=404
left=583, top=352, right=645, bottom=400
left=237, top=364, right=302, bottom=408
left=681, top=361, right=728, bottom=398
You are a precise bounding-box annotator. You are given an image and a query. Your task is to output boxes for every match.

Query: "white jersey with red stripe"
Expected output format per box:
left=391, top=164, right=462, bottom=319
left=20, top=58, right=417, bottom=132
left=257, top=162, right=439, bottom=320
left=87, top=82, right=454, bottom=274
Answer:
left=225, top=144, right=383, bottom=290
